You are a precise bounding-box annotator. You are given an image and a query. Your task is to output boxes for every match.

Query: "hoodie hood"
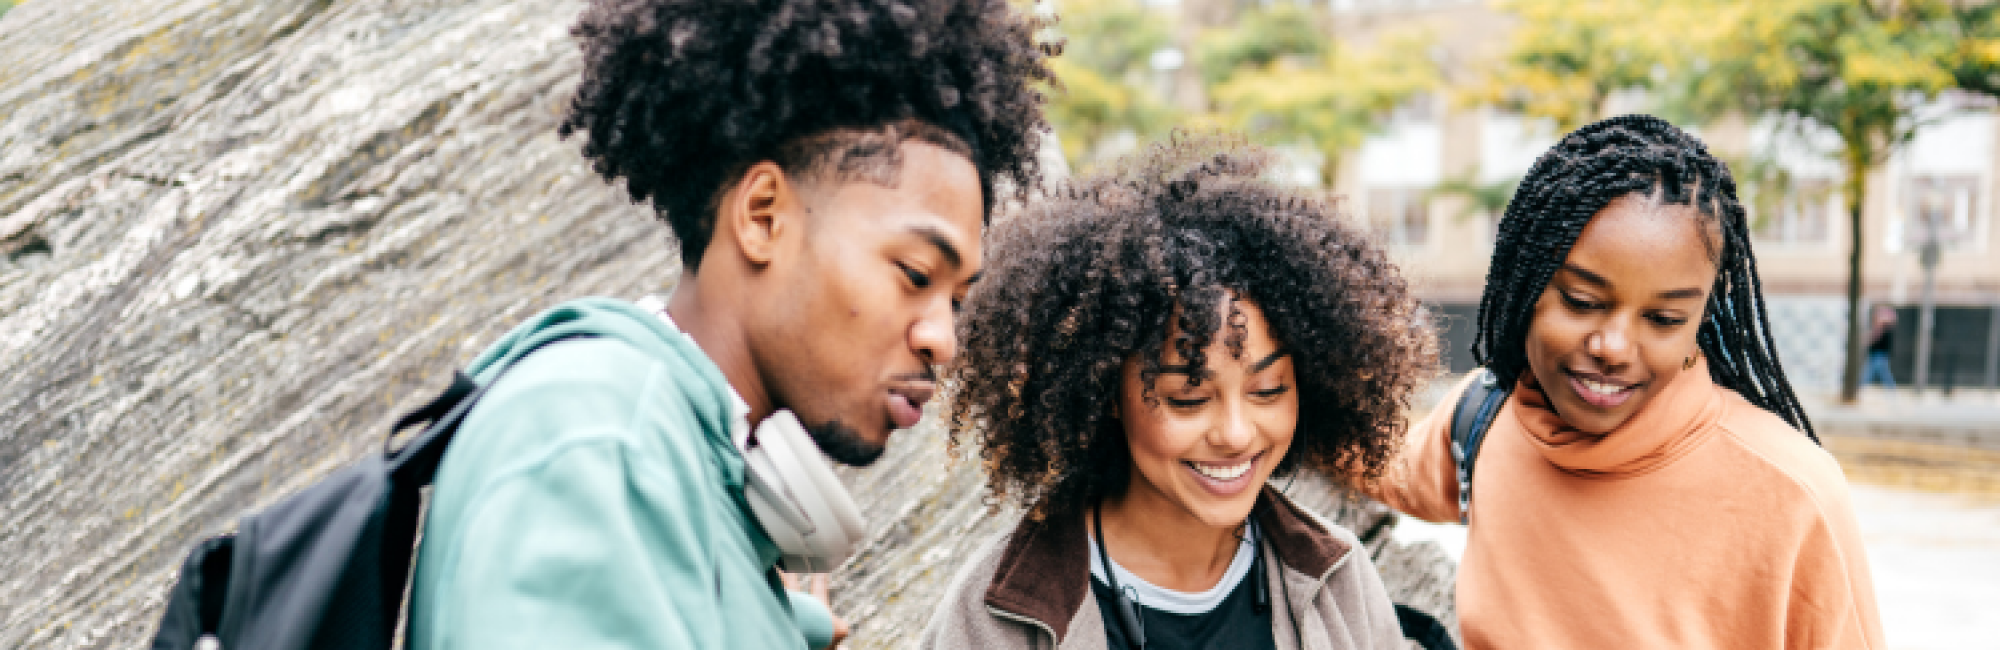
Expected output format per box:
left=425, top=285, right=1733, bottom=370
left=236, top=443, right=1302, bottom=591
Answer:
left=462, top=296, right=744, bottom=485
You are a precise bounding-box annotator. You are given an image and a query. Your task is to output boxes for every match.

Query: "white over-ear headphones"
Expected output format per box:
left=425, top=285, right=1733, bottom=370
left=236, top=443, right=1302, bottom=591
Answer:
left=741, top=409, right=867, bottom=573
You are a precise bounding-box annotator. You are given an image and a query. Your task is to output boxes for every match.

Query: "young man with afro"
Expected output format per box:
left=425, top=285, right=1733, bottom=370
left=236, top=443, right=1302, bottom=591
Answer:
left=404, top=1, right=1052, bottom=648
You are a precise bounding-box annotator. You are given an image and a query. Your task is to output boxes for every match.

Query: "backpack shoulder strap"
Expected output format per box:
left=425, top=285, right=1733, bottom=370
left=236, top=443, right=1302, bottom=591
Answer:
left=149, top=535, right=235, bottom=650
left=386, top=370, right=482, bottom=487
left=1448, top=368, right=1509, bottom=525
left=1394, top=603, right=1461, bottom=650
left=386, top=331, right=596, bottom=485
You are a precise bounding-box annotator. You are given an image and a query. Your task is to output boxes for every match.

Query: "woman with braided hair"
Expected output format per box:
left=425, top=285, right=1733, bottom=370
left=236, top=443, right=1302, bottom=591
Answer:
left=1367, top=115, right=1883, bottom=649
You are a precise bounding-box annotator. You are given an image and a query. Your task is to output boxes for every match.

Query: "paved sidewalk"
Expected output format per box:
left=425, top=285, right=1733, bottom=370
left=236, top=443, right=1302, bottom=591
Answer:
left=1850, top=484, right=2000, bottom=650
left=1801, top=387, right=2000, bottom=450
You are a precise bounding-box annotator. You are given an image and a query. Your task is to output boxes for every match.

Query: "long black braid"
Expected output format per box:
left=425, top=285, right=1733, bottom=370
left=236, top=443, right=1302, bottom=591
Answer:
left=1472, top=114, right=1817, bottom=442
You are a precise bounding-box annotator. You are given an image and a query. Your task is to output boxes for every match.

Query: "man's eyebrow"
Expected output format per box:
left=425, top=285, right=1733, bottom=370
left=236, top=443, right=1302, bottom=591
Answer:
left=1249, top=349, right=1290, bottom=374
left=912, top=225, right=963, bottom=268
left=1560, top=263, right=1610, bottom=288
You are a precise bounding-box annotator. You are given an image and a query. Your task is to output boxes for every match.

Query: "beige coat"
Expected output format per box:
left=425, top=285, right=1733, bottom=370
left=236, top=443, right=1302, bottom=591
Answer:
left=920, top=488, right=1407, bottom=649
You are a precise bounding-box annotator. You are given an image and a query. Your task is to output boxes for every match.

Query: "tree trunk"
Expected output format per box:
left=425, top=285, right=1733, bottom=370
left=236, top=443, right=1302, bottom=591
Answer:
left=1839, top=153, right=1869, bottom=404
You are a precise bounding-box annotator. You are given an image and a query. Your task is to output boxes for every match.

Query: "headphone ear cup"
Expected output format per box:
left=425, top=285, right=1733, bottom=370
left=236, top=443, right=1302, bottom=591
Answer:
left=790, top=434, right=865, bottom=551
left=743, top=435, right=813, bottom=554
left=745, top=411, right=866, bottom=573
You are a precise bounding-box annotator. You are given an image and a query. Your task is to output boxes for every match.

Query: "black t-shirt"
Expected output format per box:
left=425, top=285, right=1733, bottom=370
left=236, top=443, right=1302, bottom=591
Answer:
left=1869, top=325, right=1895, bottom=353
left=1090, top=571, right=1278, bottom=650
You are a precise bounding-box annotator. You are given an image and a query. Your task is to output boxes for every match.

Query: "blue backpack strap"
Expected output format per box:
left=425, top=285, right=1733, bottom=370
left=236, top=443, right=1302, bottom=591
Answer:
left=1448, top=368, right=1509, bottom=525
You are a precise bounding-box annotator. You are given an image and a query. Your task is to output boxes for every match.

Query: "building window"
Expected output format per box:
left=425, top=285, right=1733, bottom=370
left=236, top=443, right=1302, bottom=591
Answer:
left=1753, top=178, right=1835, bottom=245
left=1903, top=175, right=1981, bottom=248
left=1368, top=186, right=1430, bottom=246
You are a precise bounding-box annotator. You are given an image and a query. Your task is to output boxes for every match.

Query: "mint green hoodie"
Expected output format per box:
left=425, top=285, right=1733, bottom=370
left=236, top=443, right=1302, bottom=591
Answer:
left=407, top=297, right=834, bottom=650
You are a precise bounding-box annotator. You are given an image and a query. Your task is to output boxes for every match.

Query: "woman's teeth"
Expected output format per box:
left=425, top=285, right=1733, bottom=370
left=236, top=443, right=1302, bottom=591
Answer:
left=1578, top=377, right=1628, bottom=396
left=1187, top=459, right=1252, bottom=481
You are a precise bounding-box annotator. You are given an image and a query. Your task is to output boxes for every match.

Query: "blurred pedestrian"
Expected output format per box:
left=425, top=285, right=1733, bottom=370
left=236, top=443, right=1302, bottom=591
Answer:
left=402, top=1, right=1054, bottom=649
left=1364, top=115, right=1884, bottom=650
left=1865, top=303, right=1898, bottom=388
left=925, top=135, right=1437, bottom=650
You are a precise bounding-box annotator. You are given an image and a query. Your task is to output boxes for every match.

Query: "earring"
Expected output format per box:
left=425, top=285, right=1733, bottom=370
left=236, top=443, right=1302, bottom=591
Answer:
left=1683, top=355, right=1695, bottom=370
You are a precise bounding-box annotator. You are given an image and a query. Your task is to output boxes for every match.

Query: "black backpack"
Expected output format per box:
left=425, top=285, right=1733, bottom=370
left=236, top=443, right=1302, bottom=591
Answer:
left=149, top=369, right=486, bottom=650
left=1448, top=367, right=1511, bottom=525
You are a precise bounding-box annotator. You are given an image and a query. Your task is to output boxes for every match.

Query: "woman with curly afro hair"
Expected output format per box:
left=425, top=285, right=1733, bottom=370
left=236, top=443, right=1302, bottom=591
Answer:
left=1364, top=116, right=1883, bottom=649
left=407, top=1, right=1052, bottom=649
left=923, top=134, right=1438, bottom=650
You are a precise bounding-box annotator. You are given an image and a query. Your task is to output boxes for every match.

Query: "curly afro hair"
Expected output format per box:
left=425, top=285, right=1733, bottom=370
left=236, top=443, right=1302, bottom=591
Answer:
left=561, top=0, right=1055, bottom=269
left=949, top=133, right=1438, bottom=518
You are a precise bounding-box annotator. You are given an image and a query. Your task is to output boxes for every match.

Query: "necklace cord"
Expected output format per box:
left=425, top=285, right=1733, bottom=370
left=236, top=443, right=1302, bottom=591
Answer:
left=1094, top=504, right=1147, bottom=649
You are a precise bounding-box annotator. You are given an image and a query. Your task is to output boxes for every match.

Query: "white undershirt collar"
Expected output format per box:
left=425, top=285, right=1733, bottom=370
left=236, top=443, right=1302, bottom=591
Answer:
left=637, top=295, right=753, bottom=452
left=1088, top=520, right=1259, bottom=615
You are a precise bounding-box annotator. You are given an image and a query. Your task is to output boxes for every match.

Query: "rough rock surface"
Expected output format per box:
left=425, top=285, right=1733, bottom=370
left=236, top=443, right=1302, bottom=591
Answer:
left=0, top=1, right=1454, bottom=647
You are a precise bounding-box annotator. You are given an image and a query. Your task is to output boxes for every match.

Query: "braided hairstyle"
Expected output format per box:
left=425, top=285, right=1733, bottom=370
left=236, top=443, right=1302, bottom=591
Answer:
left=950, top=133, right=1437, bottom=518
left=1473, top=114, right=1816, bottom=442
left=560, top=0, right=1054, bottom=269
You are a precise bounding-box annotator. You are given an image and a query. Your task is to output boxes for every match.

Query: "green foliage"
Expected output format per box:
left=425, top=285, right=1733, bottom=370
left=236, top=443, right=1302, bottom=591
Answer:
left=0, top=1, right=13, bottom=20
left=1207, top=24, right=1438, bottom=184
left=1043, top=0, right=1438, bottom=180
left=1043, top=0, right=1177, bottom=167
left=1191, top=4, right=1326, bottom=86
left=1057, top=0, right=1172, bottom=75
left=1468, top=0, right=1675, bottom=130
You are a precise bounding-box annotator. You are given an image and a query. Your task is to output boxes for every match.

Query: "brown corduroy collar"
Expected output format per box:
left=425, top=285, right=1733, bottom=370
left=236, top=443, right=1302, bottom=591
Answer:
left=981, top=486, right=1351, bottom=643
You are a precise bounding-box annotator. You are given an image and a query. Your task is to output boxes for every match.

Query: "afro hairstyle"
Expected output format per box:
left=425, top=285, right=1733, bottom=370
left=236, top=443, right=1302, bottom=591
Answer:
left=561, top=0, right=1056, bottom=269
left=948, top=133, right=1439, bottom=519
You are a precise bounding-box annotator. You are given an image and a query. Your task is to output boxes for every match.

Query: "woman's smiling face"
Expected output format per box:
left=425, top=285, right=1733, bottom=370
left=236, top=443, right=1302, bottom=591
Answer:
left=1116, top=295, right=1297, bottom=529
left=1525, top=194, right=1719, bottom=434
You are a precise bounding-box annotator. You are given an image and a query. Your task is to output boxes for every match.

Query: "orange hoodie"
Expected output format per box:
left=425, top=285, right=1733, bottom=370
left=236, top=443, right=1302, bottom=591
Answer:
left=1372, top=360, right=1884, bottom=649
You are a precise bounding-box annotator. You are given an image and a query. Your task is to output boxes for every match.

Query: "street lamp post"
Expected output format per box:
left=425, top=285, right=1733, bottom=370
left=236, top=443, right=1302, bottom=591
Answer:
left=1912, top=234, right=1940, bottom=393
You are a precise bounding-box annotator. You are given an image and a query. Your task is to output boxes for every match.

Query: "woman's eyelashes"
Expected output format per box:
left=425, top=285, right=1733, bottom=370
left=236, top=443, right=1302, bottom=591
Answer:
left=897, top=262, right=932, bottom=289
left=1559, top=288, right=1691, bottom=329
left=1249, top=384, right=1292, bottom=401
left=1558, top=289, right=1605, bottom=312
left=1160, top=384, right=1291, bottom=408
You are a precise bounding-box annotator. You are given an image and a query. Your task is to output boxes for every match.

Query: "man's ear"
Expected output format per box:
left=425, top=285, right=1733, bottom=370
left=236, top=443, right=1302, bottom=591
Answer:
left=719, top=162, right=799, bottom=266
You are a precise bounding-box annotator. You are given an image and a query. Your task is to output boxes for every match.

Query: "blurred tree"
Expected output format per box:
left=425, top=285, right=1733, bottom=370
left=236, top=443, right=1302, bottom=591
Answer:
left=1199, top=5, right=1440, bottom=186
left=1672, top=0, right=2000, bottom=404
left=1479, top=0, right=2000, bottom=404
left=1192, top=3, right=1328, bottom=87
left=1044, top=0, right=1437, bottom=181
left=1467, top=0, right=1676, bottom=130
left=1043, top=0, right=1177, bottom=167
